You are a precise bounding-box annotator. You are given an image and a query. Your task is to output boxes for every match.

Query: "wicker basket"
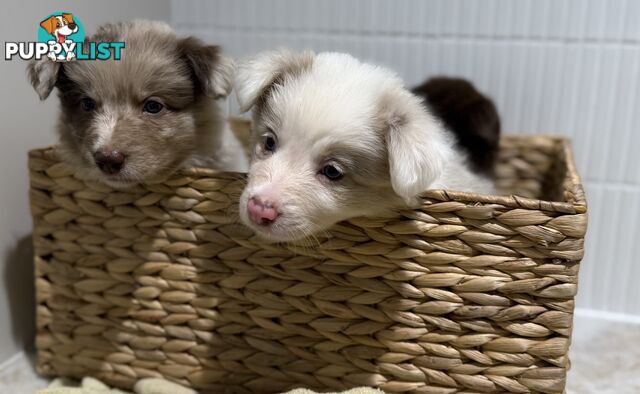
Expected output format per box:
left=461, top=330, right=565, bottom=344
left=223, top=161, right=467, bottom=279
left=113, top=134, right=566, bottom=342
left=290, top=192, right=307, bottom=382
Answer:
left=29, top=120, right=587, bottom=394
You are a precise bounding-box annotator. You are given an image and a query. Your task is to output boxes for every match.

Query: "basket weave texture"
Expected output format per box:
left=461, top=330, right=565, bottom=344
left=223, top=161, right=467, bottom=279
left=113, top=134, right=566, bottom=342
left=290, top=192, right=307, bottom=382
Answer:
left=29, top=121, right=587, bottom=394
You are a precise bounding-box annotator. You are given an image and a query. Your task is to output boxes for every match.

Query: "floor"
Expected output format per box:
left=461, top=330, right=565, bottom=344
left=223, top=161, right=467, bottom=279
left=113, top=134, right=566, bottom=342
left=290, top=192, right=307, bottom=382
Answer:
left=1, top=313, right=639, bottom=394
left=566, top=313, right=640, bottom=393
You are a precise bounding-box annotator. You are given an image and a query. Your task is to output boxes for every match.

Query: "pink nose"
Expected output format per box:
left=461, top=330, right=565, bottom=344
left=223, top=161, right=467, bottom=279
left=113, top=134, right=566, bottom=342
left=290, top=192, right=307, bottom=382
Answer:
left=247, top=196, right=279, bottom=225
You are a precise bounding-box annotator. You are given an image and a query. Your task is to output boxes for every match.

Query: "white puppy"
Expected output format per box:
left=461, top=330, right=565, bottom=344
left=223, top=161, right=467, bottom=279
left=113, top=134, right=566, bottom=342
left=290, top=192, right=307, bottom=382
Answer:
left=236, top=50, right=493, bottom=242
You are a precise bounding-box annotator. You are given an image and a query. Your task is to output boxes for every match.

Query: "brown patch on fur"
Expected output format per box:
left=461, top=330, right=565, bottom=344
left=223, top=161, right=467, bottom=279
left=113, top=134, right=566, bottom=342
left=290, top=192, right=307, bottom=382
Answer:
left=178, top=37, right=230, bottom=98
left=412, top=77, right=501, bottom=176
left=253, top=51, right=315, bottom=115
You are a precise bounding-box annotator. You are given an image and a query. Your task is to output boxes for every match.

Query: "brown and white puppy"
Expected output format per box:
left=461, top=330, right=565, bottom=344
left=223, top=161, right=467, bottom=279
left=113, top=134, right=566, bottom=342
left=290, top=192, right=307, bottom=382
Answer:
left=28, top=20, right=248, bottom=188
left=235, top=50, right=493, bottom=242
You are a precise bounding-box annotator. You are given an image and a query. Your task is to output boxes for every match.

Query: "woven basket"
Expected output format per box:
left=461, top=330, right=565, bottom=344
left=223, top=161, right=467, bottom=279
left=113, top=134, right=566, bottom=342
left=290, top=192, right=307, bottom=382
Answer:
left=29, top=120, right=587, bottom=394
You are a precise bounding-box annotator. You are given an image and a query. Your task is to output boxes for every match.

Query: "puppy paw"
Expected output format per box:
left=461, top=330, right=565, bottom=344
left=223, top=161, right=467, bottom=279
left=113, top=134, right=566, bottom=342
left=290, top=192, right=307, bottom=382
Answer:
left=66, top=51, right=76, bottom=61
left=47, top=52, right=58, bottom=62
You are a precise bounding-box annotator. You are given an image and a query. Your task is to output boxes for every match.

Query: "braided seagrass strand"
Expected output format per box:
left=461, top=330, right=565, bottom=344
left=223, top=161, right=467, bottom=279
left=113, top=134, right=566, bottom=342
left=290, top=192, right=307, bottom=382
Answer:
left=29, top=129, right=586, bottom=394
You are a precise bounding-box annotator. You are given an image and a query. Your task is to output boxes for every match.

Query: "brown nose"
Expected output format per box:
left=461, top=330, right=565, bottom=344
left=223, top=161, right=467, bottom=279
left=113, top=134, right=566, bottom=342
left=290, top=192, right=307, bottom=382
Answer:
left=94, top=149, right=125, bottom=175
left=68, top=23, right=77, bottom=30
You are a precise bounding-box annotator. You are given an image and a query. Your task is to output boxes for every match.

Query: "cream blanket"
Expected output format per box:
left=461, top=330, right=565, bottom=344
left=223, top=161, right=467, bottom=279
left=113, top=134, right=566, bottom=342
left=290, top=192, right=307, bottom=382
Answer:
left=37, top=377, right=385, bottom=394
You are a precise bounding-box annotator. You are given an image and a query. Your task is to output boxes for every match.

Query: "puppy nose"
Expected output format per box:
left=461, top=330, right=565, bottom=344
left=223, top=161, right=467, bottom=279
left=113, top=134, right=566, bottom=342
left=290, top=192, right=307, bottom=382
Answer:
left=69, top=23, right=77, bottom=29
left=247, top=196, right=279, bottom=226
left=94, top=149, right=125, bottom=175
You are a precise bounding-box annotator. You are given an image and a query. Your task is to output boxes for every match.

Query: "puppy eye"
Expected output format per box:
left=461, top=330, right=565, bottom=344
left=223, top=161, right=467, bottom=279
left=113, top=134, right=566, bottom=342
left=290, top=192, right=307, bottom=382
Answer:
left=143, top=99, right=164, bottom=114
left=321, top=164, right=344, bottom=181
left=264, top=136, right=277, bottom=152
left=80, top=97, right=96, bottom=112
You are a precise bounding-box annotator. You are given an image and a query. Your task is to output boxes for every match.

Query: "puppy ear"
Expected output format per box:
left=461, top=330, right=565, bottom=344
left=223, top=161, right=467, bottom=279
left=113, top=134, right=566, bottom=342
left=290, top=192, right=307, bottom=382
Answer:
left=383, top=90, right=454, bottom=205
left=235, top=49, right=315, bottom=113
left=40, top=16, right=56, bottom=35
left=27, top=58, right=61, bottom=100
left=62, top=14, right=74, bottom=24
left=178, top=37, right=235, bottom=99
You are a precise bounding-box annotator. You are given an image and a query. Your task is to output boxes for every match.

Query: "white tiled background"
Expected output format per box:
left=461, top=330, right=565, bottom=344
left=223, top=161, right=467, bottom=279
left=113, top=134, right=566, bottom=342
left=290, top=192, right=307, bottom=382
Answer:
left=172, top=0, right=640, bottom=318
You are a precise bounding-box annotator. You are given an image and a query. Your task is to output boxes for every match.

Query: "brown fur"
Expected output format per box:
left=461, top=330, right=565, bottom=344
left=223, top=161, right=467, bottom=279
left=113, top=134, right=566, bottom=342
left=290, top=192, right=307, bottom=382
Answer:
left=27, top=20, right=241, bottom=186
left=240, top=49, right=315, bottom=115
left=412, top=77, right=501, bottom=177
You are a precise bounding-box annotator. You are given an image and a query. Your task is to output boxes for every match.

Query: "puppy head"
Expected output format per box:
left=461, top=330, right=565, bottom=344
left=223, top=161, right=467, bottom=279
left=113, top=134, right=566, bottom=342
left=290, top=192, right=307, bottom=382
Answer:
left=27, top=20, right=235, bottom=187
left=236, top=50, right=452, bottom=241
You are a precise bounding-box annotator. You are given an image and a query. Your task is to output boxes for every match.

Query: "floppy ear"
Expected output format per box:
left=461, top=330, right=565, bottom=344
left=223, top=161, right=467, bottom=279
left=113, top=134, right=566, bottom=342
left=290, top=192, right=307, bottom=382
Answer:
left=40, top=16, right=56, bottom=35
left=178, top=37, right=235, bottom=99
left=235, top=49, right=315, bottom=113
left=27, top=58, right=61, bottom=100
left=383, top=90, right=454, bottom=205
left=62, top=14, right=74, bottom=24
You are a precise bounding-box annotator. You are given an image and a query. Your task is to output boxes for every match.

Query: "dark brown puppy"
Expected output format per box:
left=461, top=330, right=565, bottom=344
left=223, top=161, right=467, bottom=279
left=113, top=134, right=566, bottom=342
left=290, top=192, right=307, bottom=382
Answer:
left=412, top=77, right=500, bottom=177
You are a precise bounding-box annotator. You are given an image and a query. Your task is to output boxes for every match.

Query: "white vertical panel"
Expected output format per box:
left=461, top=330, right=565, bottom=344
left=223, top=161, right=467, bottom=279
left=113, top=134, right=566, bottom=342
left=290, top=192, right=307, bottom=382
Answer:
left=624, top=0, right=640, bottom=41
left=530, top=0, right=552, bottom=39
left=585, top=0, right=608, bottom=41
left=422, top=0, right=443, bottom=36
left=607, top=188, right=640, bottom=313
left=171, top=0, right=640, bottom=317
left=547, top=0, right=570, bottom=39
left=607, top=47, right=638, bottom=183
left=566, top=0, right=589, bottom=40
left=586, top=46, right=620, bottom=182
left=622, top=48, right=640, bottom=185
left=602, top=0, right=627, bottom=40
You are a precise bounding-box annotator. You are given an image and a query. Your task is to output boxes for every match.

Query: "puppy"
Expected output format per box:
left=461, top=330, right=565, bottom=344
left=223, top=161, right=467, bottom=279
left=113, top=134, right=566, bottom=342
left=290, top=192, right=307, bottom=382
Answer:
left=412, top=77, right=500, bottom=177
left=28, top=20, right=248, bottom=188
left=235, top=50, right=493, bottom=242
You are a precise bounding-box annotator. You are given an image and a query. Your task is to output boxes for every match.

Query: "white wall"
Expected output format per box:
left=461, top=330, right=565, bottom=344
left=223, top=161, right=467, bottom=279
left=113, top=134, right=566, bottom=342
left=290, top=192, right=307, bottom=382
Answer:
left=0, top=0, right=170, bottom=365
left=172, top=0, right=640, bottom=317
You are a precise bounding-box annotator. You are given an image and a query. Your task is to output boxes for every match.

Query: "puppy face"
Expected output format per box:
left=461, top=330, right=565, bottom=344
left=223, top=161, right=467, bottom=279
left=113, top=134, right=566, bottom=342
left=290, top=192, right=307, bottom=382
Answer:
left=28, top=21, right=234, bottom=187
left=236, top=51, right=452, bottom=242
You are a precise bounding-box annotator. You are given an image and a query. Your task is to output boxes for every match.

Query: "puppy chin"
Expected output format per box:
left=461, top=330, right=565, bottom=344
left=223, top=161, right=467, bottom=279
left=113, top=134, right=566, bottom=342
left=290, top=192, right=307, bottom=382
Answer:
left=239, top=217, right=315, bottom=243
left=100, top=177, right=139, bottom=189
left=74, top=165, right=140, bottom=190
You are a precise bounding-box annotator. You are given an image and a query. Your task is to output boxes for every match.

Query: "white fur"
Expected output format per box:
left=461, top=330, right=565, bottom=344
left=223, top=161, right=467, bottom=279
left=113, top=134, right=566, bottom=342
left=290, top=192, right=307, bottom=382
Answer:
left=235, top=51, right=493, bottom=241
left=91, top=109, right=117, bottom=152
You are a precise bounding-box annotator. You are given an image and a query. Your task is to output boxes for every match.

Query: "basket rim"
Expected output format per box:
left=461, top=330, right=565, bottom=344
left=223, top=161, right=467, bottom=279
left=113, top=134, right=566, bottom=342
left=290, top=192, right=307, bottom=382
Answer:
left=420, top=135, right=587, bottom=214
left=28, top=134, right=586, bottom=215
